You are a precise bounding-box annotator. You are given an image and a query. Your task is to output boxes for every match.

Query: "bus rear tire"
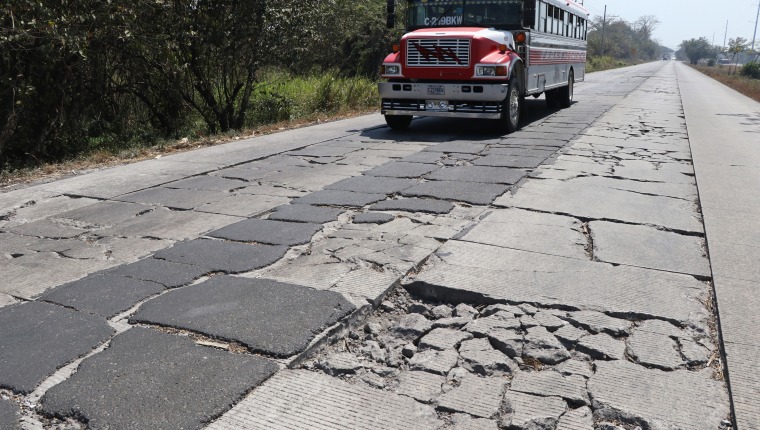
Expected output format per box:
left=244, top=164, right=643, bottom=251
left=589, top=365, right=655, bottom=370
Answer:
left=385, top=115, right=412, bottom=130
left=499, top=77, right=521, bottom=134
left=559, top=70, right=574, bottom=108
left=545, top=89, right=560, bottom=109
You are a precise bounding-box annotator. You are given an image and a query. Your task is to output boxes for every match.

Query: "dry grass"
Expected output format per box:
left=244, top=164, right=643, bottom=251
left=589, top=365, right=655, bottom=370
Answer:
left=690, top=64, right=760, bottom=103
left=0, top=108, right=375, bottom=192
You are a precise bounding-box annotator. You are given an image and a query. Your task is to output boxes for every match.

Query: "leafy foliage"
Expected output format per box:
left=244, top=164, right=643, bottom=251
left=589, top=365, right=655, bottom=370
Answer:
left=586, top=15, right=666, bottom=62
left=679, top=37, right=717, bottom=65
left=741, top=61, right=760, bottom=79
left=0, top=0, right=394, bottom=170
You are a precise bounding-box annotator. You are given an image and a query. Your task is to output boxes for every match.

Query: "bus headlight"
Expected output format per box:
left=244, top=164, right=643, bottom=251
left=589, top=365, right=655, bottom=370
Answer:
left=476, top=65, right=508, bottom=77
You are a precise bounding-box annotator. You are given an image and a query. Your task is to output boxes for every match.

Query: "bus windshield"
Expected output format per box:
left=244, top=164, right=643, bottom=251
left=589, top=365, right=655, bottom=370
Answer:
left=407, top=0, right=524, bottom=29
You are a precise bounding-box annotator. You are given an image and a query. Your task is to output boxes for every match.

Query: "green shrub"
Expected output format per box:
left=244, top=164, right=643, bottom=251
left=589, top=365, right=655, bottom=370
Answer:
left=707, top=59, right=716, bottom=67
left=740, top=61, right=760, bottom=79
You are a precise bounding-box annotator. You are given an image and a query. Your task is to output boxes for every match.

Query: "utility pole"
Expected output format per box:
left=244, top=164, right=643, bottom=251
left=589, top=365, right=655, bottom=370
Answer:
left=752, top=1, right=759, bottom=52
left=601, top=5, right=607, bottom=57
left=723, top=20, right=728, bottom=51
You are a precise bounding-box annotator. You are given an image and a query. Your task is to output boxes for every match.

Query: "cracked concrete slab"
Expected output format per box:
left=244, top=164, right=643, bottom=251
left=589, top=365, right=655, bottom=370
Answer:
left=197, top=193, right=291, bottom=217
left=40, top=273, right=164, bottom=318
left=0, top=301, right=114, bottom=394
left=99, top=207, right=242, bottom=241
left=425, top=166, right=526, bottom=184
left=293, top=189, right=387, bottom=207
left=401, top=181, right=509, bottom=205
left=153, top=239, right=286, bottom=273
left=407, top=240, right=710, bottom=327
left=436, top=374, right=507, bottom=419
left=495, top=177, right=704, bottom=234
left=588, top=360, right=729, bottom=429
left=164, top=175, right=247, bottom=192
left=208, top=218, right=322, bottom=246
left=364, top=161, right=441, bottom=178
left=460, top=208, right=588, bottom=259
left=590, top=221, right=710, bottom=277
left=472, top=155, right=545, bottom=169
left=53, top=201, right=154, bottom=227
left=1, top=252, right=118, bottom=299
left=207, top=369, right=441, bottom=429
left=422, top=142, right=487, bottom=154
left=40, top=327, right=279, bottom=430
left=130, top=276, right=355, bottom=357
left=117, top=187, right=229, bottom=210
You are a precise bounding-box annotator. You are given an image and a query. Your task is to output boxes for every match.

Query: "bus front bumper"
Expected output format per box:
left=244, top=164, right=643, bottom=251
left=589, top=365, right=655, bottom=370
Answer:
left=379, top=82, right=508, bottom=120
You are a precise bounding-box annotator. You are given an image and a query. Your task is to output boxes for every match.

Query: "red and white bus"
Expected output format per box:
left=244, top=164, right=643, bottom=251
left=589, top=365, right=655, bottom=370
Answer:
left=379, top=0, right=588, bottom=133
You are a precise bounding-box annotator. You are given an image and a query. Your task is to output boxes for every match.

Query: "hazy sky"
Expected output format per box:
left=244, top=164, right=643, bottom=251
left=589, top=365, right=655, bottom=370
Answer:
left=582, top=0, right=760, bottom=50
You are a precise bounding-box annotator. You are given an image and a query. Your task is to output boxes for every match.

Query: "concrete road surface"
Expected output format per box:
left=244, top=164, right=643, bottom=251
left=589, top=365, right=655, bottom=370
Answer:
left=0, top=61, right=756, bottom=429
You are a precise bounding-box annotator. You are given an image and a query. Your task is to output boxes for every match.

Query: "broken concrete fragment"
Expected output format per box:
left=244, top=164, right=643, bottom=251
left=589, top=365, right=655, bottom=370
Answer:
left=431, top=304, right=453, bottom=319
left=576, top=333, right=626, bottom=361
left=392, top=313, right=433, bottom=338
left=453, top=303, right=479, bottom=318
left=510, top=370, right=590, bottom=406
left=502, top=391, right=567, bottom=430
left=588, top=360, right=729, bottom=430
left=450, top=413, right=499, bottom=430
left=523, top=326, right=571, bottom=364
left=433, top=317, right=472, bottom=329
left=482, top=303, right=523, bottom=317
left=556, top=359, right=593, bottom=379
left=409, top=349, right=459, bottom=375
left=418, top=328, right=473, bottom=351
left=678, top=338, right=710, bottom=366
left=437, top=374, right=507, bottom=419
left=557, top=406, right=593, bottom=430
left=553, top=325, right=587, bottom=347
left=533, top=311, right=567, bottom=331
left=319, top=352, right=364, bottom=375
left=626, top=329, right=684, bottom=370
left=396, top=370, right=445, bottom=403
left=464, top=314, right=521, bottom=337
left=566, top=311, right=630, bottom=336
left=488, top=328, right=524, bottom=358
left=458, top=338, right=517, bottom=376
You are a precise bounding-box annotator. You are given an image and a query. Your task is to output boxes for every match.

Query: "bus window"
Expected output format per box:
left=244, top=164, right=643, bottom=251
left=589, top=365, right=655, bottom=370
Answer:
left=538, top=1, right=547, bottom=32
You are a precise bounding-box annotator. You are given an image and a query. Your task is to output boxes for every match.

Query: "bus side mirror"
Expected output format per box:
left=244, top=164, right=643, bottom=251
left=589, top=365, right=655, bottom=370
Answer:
left=387, top=0, right=396, bottom=28
left=523, top=0, right=536, bottom=28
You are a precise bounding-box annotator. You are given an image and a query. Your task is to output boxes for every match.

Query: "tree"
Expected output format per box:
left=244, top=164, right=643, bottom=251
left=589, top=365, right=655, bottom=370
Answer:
left=680, top=37, right=716, bottom=65
left=726, top=37, right=748, bottom=74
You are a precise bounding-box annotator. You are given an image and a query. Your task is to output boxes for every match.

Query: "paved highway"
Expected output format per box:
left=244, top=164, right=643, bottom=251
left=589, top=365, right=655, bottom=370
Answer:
left=0, top=61, right=757, bottom=429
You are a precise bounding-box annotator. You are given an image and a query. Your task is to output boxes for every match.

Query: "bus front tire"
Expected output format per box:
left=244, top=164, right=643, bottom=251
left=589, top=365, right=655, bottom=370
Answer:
left=384, top=115, right=412, bottom=130
left=499, top=77, right=522, bottom=134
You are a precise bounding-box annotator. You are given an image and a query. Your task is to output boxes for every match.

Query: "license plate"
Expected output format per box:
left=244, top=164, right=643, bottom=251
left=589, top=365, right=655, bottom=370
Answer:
left=427, top=85, right=445, bottom=96
left=425, top=100, right=449, bottom=112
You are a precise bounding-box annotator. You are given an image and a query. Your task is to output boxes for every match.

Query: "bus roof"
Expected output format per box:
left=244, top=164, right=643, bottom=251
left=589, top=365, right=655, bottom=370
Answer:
left=544, top=0, right=590, bottom=17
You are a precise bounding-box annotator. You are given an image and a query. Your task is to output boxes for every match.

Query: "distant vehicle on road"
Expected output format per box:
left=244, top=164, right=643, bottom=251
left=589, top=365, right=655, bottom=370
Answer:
left=662, top=55, right=669, bottom=60
left=379, top=0, right=589, bottom=133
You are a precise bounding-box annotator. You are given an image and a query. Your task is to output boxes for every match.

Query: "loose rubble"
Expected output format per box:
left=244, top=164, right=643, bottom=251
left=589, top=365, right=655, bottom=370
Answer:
left=301, top=286, right=727, bottom=430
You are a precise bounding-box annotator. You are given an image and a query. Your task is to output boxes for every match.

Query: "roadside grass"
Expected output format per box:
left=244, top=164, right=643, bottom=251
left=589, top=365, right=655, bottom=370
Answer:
left=689, top=64, right=760, bottom=103
left=586, top=56, right=640, bottom=73
left=0, top=72, right=379, bottom=190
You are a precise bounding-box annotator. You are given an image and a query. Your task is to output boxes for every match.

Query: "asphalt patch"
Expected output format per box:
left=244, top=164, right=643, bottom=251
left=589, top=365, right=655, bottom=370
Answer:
left=425, top=166, right=527, bottom=184
left=153, top=239, right=287, bottom=273
left=40, top=274, right=164, bottom=318
left=365, top=161, right=441, bottom=178
left=107, top=258, right=210, bottom=288
left=326, top=176, right=418, bottom=194
left=293, top=190, right=387, bottom=207
left=40, top=327, right=279, bottom=430
left=208, top=218, right=322, bottom=246
left=130, top=276, right=356, bottom=357
left=370, top=198, right=455, bottom=214
left=268, top=205, right=344, bottom=224
left=353, top=212, right=396, bottom=224
left=0, top=301, right=114, bottom=394
left=0, top=398, right=20, bottom=429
